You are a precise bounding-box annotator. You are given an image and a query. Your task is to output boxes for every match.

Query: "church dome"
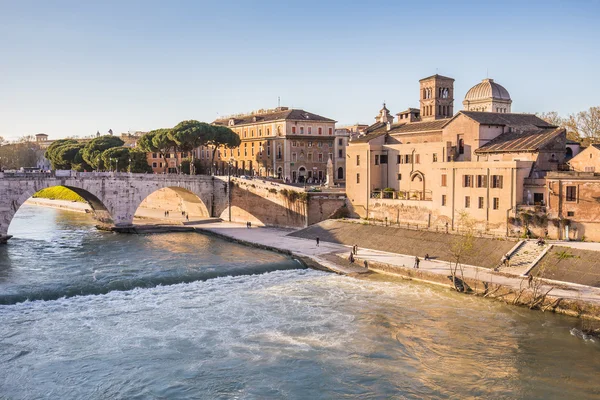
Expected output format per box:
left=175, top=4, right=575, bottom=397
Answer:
left=464, top=78, right=511, bottom=102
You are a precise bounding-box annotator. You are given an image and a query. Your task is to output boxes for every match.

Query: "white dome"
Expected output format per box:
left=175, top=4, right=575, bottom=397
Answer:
left=464, top=78, right=511, bottom=102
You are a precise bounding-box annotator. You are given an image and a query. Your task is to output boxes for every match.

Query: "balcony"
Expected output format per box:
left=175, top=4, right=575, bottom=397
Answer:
left=370, top=189, right=432, bottom=201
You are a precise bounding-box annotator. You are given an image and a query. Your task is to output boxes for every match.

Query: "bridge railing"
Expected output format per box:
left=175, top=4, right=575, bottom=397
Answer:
left=0, top=170, right=217, bottom=180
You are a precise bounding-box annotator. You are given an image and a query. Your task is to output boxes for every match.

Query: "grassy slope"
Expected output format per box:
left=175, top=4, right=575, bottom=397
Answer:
left=32, top=186, right=86, bottom=202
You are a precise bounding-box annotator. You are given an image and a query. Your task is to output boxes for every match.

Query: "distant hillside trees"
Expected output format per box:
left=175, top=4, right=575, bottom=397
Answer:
left=538, top=106, right=600, bottom=145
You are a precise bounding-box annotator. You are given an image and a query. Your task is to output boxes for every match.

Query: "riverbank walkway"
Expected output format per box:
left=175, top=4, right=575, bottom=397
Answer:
left=191, top=221, right=600, bottom=306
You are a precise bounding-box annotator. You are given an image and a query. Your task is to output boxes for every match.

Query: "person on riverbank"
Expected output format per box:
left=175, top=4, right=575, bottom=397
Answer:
left=424, top=253, right=430, bottom=261
left=353, top=244, right=358, bottom=255
left=349, top=252, right=355, bottom=263
left=316, top=237, right=320, bottom=247
left=414, top=256, right=420, bottom=269
left=528, top=274, right=534, bottom=288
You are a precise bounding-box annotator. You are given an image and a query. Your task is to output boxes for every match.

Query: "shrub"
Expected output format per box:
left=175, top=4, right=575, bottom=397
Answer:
left=383, top=187, right=395, bottom=192
left=268, top=188, right=277, bottom=194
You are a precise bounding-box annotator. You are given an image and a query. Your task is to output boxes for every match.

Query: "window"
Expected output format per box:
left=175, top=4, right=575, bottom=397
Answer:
left=493, top=198, right=500, bottom=210
left=244, top=143, right=247, bottom=157
left=476, top=175, right=487, bottom=188
left=442, top=195, right=447, bottom=206
left=463, top=175, right=473, bottom=187
left=465, top=196, right=471, bottom=208
left=356, top=173, right=360, bottom=184
left=441, top=174, right=447, bottom=187
left=300, top=127, right=304, bottom=134
left=375, top=155, right=380, bottom=165
left=267, top=145, right=271, bottom=157
left=292, top=153, right=297, bottom=162
left=152, top=162, right=157, bottom=168
left=308, top=152, right=313, bottom=161
left=292, top=126, right=296, bottom=134
left=397, top=173, right=402, bottom=180
left=328, top=128, right=333, bottom=135
left=318, top=127, right=322, bottom=135
left=566, top=186, right=577, bottom=202
left=433, top=153, right=438, bottom=162
left=267, top=128, right=270, bottom=135
left=415, top=154, right=420, bottom=164
left=317, top=142, right=323, bottom=148
left=567, top=211, right=575, bottom=217
left=338, top=138, right=343, bottom=146
left=318, top=153, right=323, bottom=162
left=251, top=143, right=254, bottom=156
left=338, top=149, right=343, bottom=158
left=478, top=197, right=484, bottom=209
left=491, top=175, right=503, bottom=189
left=397, top=155, right=401, bottom=164
left=380, top=155, right=388, bottom=164
left=251, top=130, right=254, bottom=137
left=292, top=141, right=297, bottom=147
left=308, top=127, right=312, bottom=134
left=356, top=155, right=360, bottom=166
left=458, top=135, right=465, bottom=155
left=259, top=129, right=262, bottom=136
left=404, top=155, right=413, bottom=164
left=308, top=141, right=313, bottom=147
left=244, top=131, right=247, bottom=138
left=152, top=153, right=157, bottom=159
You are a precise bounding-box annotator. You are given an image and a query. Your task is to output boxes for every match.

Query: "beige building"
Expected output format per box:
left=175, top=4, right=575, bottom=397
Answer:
left=210, top=107, right=337, bottom=183
left=346, top=75, right=566, bottom=234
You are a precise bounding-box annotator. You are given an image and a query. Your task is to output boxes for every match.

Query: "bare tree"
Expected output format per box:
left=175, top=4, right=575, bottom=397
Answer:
left=564, top=106, right=600, bottom=144
left=447, top=211, right=475, bottom=292
left=537, top=111, right=564, bottom=127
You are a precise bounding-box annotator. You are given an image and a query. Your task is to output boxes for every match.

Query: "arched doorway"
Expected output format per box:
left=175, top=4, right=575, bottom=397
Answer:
left=298, top=167, right=307, bottom=183
left=277, top=167, right=283, bottom=179
left=565, top=147, right=573, bottom=160
left=337, top=167, right=344, bottom=179
left=410, top=171, right=426, bottom=200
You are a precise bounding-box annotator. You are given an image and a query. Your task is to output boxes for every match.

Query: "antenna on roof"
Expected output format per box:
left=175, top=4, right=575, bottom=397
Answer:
left=278, top=96, right=280, bottom=108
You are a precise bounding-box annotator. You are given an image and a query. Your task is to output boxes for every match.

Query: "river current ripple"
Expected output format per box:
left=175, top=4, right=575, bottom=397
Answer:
left=1, top=205, right=600, bottom=399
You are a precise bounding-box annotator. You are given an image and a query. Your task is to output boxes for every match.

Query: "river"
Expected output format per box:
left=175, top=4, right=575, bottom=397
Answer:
left=1, top=205, right=599, bottom=399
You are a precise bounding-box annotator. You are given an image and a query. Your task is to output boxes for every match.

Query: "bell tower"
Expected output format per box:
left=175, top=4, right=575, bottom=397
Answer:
left=419, top=74, right=455, bottom=121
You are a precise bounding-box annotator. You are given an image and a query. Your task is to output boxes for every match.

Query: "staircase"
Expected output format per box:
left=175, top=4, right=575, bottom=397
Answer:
left=500, top=240, right=549, bottom=276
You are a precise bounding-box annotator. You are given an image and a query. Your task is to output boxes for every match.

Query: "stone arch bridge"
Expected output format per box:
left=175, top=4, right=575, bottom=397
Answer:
left=0, top=172, right=228, bottom=243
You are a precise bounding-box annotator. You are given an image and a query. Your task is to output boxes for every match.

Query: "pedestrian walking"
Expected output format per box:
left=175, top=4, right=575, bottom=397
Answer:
left=349, top=252, right=355, bottom=263
left=353, top=244, right=358, bottom=255
left=363, top=260, right=368, bottom=269
left=414, top=256, right=420, bottom=269
left=316, top=237, right=320, bottom=247
left=505, top=253, right=511, bottom=268
left=528, top=274, right=534, bottom=288
left=186, top=213, right=189, bottom=222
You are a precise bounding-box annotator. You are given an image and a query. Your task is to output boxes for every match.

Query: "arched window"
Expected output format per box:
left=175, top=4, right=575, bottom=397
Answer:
left=337, top=167, right=344, bottom=179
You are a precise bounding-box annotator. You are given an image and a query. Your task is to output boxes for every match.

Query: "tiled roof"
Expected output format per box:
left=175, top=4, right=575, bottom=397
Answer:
left=214, top=108, right=335, bottom=126
left=475, top=127, right=565, bottom=154
left=388, top=119, right=449, bottom=134
left=460, top=111, right=553, bottom=129
left=396, top=108, right=420, bottom=115
left=419, top=74, right=454, bottom=82
left=351, top=130, right=388, bottom=143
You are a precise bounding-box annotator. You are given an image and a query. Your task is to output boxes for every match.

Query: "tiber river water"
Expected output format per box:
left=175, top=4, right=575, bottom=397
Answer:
left=1, top=205, right=600, bottom=399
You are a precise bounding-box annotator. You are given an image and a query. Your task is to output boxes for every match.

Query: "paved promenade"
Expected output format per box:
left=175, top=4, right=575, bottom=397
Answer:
left=192, top=222, right=600, bottom=306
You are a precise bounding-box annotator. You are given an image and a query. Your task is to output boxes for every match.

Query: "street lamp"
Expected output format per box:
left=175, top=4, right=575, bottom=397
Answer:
left=116, top=158, right=118, bottom=173
left=128, top=158, right=132, bottom=174
left=227, top=157, right=234, bottom=222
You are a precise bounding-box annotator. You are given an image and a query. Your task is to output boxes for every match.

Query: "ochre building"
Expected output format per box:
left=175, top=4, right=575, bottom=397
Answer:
left=346, top=74, right=567, bottom=235
left=209, top=107, right=337, bottom=183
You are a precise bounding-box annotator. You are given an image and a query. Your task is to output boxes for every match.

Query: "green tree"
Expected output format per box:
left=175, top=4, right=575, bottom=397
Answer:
left=169, top=120, right=211, bottom=174
left=54, top=143, right=84, bottom=170
left=151, top=129, right=176, bottom=173
left=45, top=139, right=78, bottom=169
left=82, top=135, right=124, bottom=170
left=206, top=125, right=241, bottom=172
left=129, top=148, right=153, bottom=173
left=0, top=141, right=41, bottom=169
left=100, top=147, right=130, bottom=172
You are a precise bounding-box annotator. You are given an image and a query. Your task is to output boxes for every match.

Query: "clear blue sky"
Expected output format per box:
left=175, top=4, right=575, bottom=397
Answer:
left=1, top=0, right=598, bottom=141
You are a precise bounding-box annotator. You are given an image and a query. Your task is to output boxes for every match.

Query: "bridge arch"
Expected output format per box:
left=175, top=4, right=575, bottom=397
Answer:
left=133, top=186, right=211, bottom=222
left=4, top=184, right=115, bottom=237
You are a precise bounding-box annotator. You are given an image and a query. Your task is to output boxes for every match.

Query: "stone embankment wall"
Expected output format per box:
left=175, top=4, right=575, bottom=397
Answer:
left=290, top=219, right=517, bottom=269
left=533, top=246, right=600, bottom=287
left=224, top=178, right=346, bottom=228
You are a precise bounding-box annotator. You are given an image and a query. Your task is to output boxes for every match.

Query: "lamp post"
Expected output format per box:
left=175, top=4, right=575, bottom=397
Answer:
left=228, top=157, right=234, bottom=222
left=116, top=158, right=118, bottom=173
left=128, top=158, right=131, bottom=174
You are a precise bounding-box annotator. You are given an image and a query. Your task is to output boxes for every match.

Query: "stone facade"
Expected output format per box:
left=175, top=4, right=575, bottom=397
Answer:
left=345, top=74, right=565, bottom=235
